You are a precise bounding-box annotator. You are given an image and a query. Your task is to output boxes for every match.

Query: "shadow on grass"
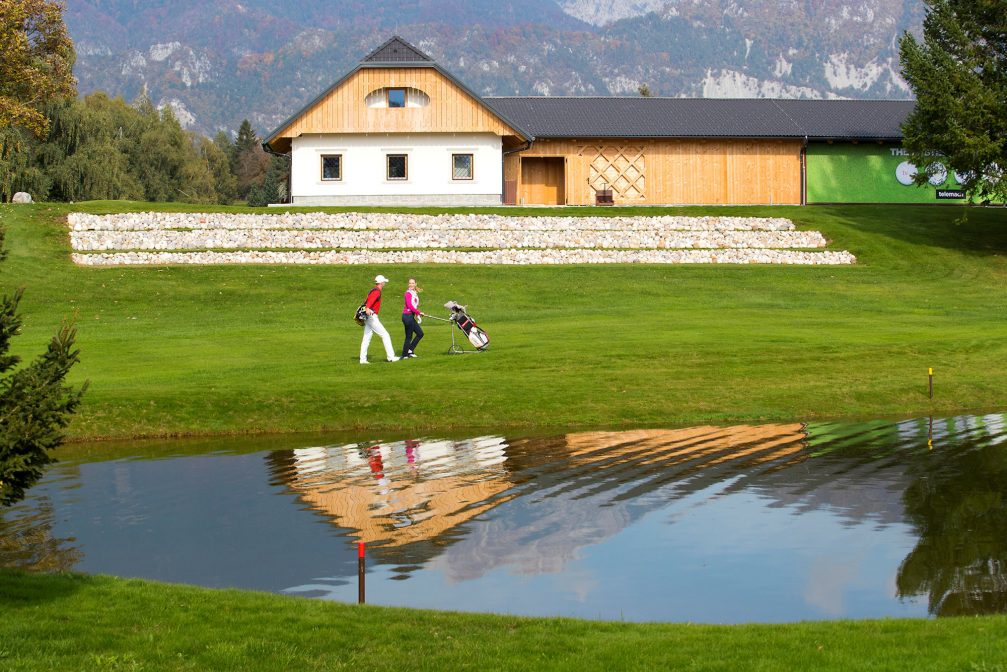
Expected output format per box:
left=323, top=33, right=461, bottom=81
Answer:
left=0, top=569, right=83, bottom=606
left=809, top=204, right=1007, bottom=257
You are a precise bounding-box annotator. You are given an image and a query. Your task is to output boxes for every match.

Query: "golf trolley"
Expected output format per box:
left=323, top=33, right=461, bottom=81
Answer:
left=421, top=301, right=490, bottom=354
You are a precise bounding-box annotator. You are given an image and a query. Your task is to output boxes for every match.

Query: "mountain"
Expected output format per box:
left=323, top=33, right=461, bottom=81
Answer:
left=63, top=0, right=921, bottom=137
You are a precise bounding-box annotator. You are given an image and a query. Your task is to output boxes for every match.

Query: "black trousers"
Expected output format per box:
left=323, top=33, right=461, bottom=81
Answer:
left=401, top=313, right=424, bottom=357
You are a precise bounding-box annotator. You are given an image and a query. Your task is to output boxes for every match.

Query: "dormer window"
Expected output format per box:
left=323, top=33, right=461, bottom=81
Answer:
left=365, top=87, right=430, bottom=109
left=387, top=88, right=406, bottom=108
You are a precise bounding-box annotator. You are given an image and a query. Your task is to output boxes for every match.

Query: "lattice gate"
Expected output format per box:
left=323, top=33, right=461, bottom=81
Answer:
left=583, top=146, right=646, bottom=203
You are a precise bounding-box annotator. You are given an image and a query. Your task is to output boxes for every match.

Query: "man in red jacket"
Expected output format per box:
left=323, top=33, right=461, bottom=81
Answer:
left=360, top=274, right=400, bottom=364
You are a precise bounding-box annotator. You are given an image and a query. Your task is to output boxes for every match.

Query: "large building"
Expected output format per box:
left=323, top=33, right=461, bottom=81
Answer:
left=264, top=37, right=965, bottom=207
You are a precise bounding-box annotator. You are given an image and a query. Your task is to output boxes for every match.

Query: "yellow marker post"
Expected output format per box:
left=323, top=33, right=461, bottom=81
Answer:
left=928, top=368, right=934, bottom=399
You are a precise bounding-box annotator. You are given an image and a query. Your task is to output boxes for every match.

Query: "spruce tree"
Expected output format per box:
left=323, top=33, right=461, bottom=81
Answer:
left=246, top=155, right=285, bottom=206
left=231, top=119, right=258, bottom=175
left=899, top=0, right=1007, bottom=201
left=0, top=230, right=86, bottom=507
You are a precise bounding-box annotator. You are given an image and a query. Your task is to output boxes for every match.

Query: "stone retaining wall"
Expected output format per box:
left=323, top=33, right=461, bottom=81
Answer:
left=67, top=212, right=855, bottom=266
left=68, top=212, right=798, bottom=232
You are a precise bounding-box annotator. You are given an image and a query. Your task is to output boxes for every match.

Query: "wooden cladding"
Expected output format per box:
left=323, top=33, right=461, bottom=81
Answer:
left=587, top=146, right=646, bottom=203
left=519, top=158, right=565, bottom=206
left=272, top=68, right=521, bottom=144
left=505, top=139, right=802, bottom=205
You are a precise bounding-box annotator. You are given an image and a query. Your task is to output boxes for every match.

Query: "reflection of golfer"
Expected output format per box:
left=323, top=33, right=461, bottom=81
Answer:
left=401, top=277, right=424, bottom=358
left=359, top=275, right=399, bottom=364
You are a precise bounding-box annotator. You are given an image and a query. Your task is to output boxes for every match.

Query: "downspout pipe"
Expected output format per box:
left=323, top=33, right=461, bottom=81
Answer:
left=800, top=135, right=808, bottom=206
left=501, top=139, right=533, bottom=206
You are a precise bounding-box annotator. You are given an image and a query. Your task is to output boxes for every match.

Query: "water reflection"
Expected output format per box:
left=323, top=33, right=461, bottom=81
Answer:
left=3, top=414, right=1007, bottom=622
left=897, top=415, right=1007, bottom=616
left=0, top=498, right=82, bottom=572
left=273, top=436, right=513, bottom=548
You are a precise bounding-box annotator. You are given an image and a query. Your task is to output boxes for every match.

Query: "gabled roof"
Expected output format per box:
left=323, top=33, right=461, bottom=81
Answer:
left=485, top=97, right=914, bottom=141
left=265, top=36, right=915, bottom=151
left=264, top=36, right=531, bottom=150
left=362, top=36, right=433, bottom=64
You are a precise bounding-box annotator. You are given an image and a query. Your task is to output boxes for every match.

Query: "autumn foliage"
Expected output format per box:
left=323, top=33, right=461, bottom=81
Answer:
left=0, top=0, right=76, bottom=139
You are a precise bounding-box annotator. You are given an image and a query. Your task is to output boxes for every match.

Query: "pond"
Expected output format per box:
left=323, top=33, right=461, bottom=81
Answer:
left=2, top=414, right=1006, bottom=623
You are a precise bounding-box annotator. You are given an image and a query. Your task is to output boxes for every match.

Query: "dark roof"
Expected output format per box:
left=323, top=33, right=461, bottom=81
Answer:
left=485, top=97, right=915, bottom=140
left=265, top=36, right=914, bottom=151
left=772, top=99, right=915, bottom=140
left=362, top=36, right=432, bottom=64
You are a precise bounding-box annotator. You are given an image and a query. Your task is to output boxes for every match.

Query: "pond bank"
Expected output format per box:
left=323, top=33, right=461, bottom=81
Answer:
left=9, top=415, right=1006, bottom=623
left=2, top=570, right=1004, bottom=672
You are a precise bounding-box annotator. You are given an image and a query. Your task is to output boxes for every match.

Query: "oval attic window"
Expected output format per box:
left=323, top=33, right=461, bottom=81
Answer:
left=365, top=87, right=430, bottom=109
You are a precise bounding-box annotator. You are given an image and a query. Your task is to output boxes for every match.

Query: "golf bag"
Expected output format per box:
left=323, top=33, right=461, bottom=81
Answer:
left=445, top=301, right=489, bottom=350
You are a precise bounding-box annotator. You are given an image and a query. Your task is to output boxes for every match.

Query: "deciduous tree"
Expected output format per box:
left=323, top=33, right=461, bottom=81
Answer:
left=899, top=0, right=1007, bottom=202
left=204, top=134, right=237, bottom=204
left=0, top=0, right=76, bottom=139
left=0, top=0, right=76, bottom=201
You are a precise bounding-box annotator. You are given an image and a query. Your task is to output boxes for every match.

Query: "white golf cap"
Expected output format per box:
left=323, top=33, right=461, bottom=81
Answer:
left=374, top=274, right=390, bottom=283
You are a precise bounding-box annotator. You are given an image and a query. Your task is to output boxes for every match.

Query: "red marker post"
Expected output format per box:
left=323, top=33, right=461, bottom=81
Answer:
left=357, top=541, right=366, bottom=604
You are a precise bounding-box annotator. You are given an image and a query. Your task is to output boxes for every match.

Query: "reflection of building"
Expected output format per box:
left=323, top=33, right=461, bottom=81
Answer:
left=283, top=437, right=513, bottom=546
left=275, top=424, right=813, bottom=561
left=269, top=415, right=1007, bottom=617
left=563, top=424, right=808, bottom=471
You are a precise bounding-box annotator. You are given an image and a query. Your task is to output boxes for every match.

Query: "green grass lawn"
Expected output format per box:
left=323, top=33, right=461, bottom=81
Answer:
left=0, top=200, right=1005, bottom=440
left=2, top=570, right=1005, bottom=672
left=3, top=202, right=1007, bottom=669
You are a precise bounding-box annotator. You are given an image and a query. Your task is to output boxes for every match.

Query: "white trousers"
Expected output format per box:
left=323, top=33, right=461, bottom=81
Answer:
left=360, top=314, right=395, bottom=362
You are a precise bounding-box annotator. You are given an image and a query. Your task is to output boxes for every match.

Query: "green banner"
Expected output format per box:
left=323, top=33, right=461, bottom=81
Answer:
left=806, top=143, right=968, bottom=203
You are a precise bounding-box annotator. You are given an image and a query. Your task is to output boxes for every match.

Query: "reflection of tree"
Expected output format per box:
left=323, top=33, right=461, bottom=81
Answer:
left=0, top=499, right=82, bottom=572
left=897, top=440, right=1007, bottom=616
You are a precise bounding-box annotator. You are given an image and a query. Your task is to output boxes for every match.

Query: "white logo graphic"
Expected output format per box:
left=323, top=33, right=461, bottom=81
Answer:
left=927, top=162, right=948, bottom=186
left=895, top=161, right=917, bottom=186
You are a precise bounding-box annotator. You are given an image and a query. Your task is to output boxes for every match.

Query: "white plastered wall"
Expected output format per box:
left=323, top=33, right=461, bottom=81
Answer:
left=290, top=133, right=503, bottom=206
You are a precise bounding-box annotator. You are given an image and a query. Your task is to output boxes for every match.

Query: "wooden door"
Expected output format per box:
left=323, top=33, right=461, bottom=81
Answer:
left=519, top=157, right=565, bottom=205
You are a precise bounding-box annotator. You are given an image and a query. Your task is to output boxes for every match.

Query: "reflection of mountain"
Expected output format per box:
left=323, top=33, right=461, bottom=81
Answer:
left=436, top=424, right=813, bottom=581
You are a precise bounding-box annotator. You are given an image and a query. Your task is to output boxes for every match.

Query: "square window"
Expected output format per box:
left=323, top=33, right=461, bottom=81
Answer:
left=387, top=154, right=408, bottom=180
left=452, top=154, right=473, bottom=180
left=321, top=155, right=341, bottom=181
left=387, top=88, right=406, bottom=108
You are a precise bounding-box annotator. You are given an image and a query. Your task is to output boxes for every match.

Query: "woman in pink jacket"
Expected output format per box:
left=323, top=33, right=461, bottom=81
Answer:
left=401, top=277, right=424, bottom=358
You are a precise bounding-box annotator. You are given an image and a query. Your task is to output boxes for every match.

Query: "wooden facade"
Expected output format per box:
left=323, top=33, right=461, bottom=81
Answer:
left=505, top=139, right=803, bottom=206
left=265, top=37, right=815, bottom=206
left=268, top=67, right=524, bottom=153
